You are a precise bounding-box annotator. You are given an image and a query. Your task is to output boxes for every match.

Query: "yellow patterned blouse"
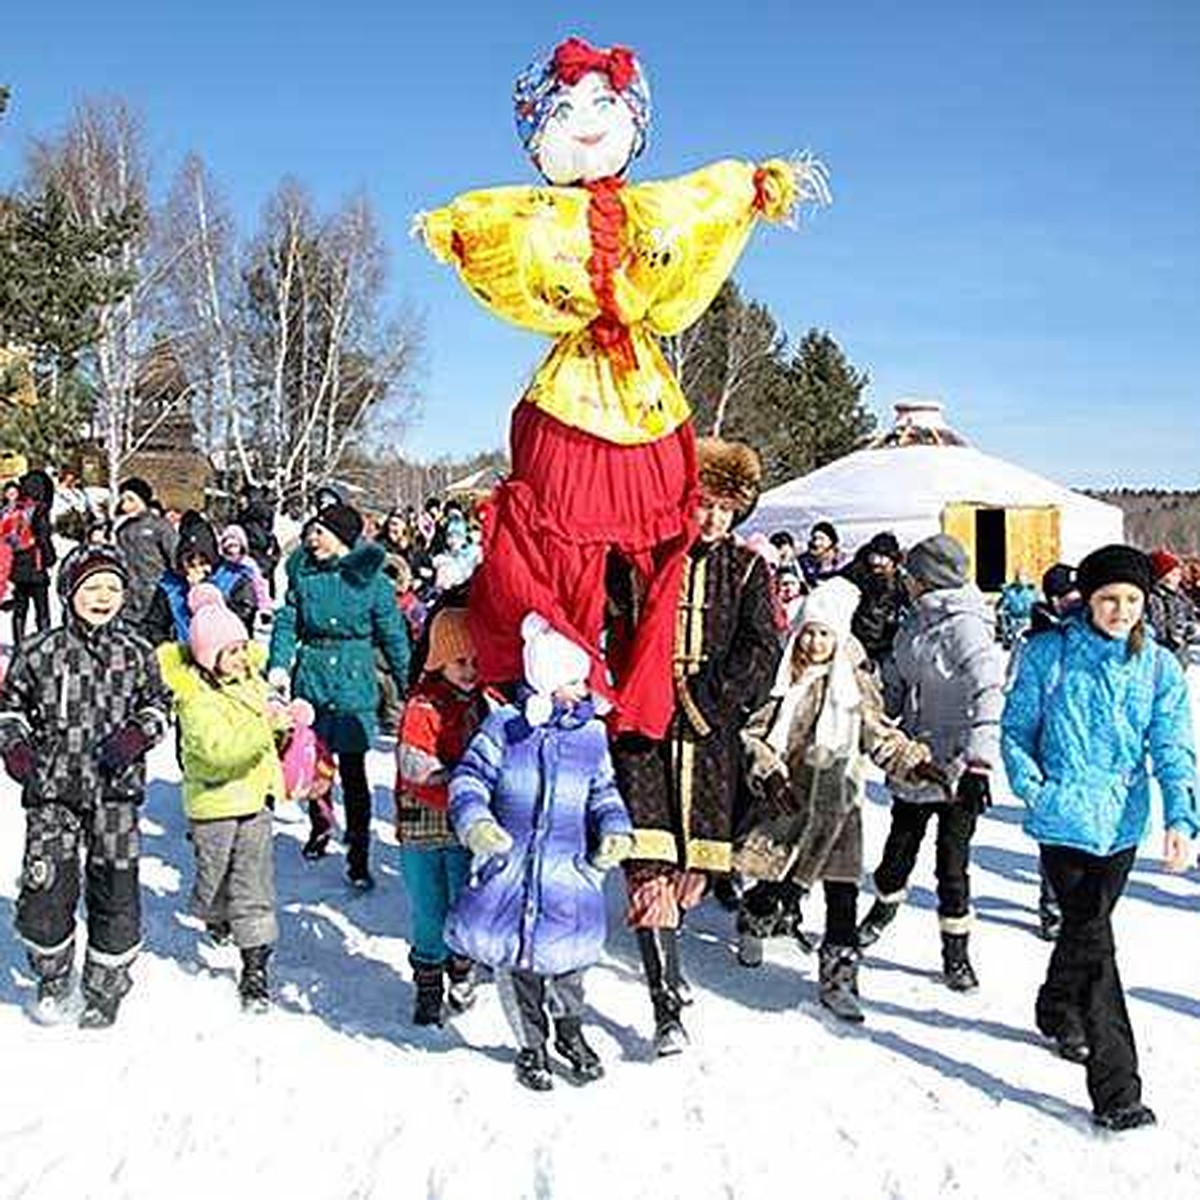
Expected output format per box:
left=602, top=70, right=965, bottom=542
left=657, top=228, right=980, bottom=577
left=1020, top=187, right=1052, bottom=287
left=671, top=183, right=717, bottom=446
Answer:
left=419, top=159, right=799, bottom=445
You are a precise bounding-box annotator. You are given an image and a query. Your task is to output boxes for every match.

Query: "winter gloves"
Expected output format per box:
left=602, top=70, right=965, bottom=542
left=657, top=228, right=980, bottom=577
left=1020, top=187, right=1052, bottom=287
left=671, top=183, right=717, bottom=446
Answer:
left=463, top=819, right=514, bottom=858
left=591, top=832, right=635, bottom=871
left=463, top=820, right=631, bottom=872
left=5, top=722, right=156, bottom=786
left=956, top=770, right=992, bottom=816
left=911, top=759, right=952, bottom=798
left=2, top=740, right=36, bottom=784
left=96, top=722, right=155, bottom=775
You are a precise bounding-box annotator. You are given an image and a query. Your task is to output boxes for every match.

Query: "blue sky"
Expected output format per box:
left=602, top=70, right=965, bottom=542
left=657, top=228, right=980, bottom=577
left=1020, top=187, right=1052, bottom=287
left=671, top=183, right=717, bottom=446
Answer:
left=2, top=0, right=1198, bottom=486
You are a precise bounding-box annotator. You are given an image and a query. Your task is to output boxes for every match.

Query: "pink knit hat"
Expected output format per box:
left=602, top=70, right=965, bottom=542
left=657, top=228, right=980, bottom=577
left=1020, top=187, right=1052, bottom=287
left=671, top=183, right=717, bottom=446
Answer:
left=188, top=583, right=249, bottom=672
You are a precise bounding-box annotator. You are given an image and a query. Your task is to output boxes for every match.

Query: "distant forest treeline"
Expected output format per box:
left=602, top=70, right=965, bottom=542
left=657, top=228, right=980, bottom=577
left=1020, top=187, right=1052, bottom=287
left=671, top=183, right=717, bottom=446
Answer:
left=1086, top=489, right=1200, bottom=554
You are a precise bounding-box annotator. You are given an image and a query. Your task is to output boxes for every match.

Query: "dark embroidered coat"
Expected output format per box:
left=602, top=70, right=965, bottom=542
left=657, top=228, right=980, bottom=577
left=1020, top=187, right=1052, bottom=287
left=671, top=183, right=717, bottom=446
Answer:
left=613, top=537, right=780, bottom=873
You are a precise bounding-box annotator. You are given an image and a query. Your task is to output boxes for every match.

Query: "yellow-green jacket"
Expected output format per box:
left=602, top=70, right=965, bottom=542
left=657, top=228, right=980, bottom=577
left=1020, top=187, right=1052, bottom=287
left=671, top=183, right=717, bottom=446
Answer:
left=157, top=642, right=285, bottom=820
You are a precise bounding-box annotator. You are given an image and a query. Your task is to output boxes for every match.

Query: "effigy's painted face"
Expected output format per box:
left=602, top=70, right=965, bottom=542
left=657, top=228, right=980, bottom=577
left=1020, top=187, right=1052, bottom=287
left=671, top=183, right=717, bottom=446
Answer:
left=535, top=72, right=639, bottom=185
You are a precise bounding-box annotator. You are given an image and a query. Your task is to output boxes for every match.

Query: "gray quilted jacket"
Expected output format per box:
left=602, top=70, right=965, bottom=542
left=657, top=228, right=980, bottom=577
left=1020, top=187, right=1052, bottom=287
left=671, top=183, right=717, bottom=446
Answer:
left=890, top=584, right=1004, bottom=803
left=0, top=619, right=171, bottom=807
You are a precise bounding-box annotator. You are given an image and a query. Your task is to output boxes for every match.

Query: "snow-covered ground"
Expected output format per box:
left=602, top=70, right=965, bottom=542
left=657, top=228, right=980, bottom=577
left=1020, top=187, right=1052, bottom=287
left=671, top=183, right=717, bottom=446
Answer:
left=1, top=687, right=1198, bottom=1199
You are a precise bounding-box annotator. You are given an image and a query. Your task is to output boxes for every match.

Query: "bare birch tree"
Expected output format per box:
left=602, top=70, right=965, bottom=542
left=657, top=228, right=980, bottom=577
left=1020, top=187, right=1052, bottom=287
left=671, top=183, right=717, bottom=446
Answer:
left=160, top=153, right=242, bottom=464
left=240, top=183, right=420, bottom=503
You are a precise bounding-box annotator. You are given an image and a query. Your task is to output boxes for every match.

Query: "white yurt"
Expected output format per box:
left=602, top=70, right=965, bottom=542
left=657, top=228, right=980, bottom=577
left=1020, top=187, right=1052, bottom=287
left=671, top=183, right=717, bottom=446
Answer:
left=747, top=400, right=1124, bottom=590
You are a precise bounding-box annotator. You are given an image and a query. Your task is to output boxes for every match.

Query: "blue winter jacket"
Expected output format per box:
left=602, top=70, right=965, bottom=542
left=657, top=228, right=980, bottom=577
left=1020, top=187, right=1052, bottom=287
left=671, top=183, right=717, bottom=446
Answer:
left=446, top=696, right=632, bottom=976
left=1002, top=618, right=1199, bottom=855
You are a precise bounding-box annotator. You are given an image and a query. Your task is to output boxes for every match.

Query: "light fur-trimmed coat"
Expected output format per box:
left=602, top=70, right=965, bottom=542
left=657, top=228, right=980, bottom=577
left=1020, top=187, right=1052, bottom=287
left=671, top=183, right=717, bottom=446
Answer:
left=734, top=641, right=932, bottom=886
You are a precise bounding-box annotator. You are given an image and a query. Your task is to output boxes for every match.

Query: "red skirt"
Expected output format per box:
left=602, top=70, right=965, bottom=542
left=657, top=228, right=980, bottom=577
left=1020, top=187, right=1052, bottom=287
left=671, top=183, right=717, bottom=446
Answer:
left=469, top=403, right=698, bottom=738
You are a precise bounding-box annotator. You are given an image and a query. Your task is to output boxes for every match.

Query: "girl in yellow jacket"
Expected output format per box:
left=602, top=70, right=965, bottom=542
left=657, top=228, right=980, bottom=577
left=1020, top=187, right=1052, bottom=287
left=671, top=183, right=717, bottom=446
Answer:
left=158, top=584, right=300, bottom=1012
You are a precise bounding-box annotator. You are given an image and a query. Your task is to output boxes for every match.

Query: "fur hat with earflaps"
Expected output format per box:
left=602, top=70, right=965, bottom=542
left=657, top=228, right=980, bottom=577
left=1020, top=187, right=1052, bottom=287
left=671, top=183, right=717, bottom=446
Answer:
left=696, top=437, right=762, bottom=522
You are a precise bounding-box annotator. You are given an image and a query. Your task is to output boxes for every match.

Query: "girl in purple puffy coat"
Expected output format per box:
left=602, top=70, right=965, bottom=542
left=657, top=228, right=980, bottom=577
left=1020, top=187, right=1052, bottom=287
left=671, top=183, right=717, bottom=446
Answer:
left=447, top=614, right=634, bottom=1092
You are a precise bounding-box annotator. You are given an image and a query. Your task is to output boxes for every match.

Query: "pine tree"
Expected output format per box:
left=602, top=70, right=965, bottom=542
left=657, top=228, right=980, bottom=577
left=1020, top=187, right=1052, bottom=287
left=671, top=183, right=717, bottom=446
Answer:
left=0, top=183, right=139, bottom=462
left=768, top=328, right=876, bottom=483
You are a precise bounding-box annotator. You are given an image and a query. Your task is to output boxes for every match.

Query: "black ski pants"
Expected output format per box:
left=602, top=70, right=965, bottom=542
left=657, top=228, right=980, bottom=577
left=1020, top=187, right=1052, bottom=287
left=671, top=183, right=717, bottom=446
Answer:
left=1037, top=844, right=1140, bottom=1113
left=872, top=798, right=977, bottom=927
left=12, top=580, right=50, bottom=645
left=16, top=800, right=141, bottom=972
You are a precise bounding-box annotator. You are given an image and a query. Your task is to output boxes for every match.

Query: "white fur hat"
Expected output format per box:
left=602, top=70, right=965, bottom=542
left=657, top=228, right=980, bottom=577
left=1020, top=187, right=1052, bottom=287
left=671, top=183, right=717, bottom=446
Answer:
left=521, top=612, right=591, bottom=725
left=798, top=576, right=861, bottom=645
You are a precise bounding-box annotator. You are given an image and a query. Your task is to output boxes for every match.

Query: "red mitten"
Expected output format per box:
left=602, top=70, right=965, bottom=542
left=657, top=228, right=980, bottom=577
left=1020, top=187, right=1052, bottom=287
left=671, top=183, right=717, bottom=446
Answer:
left=97, top=723, right=155, bottom=774
left=2, top=740, right=36, bottom=784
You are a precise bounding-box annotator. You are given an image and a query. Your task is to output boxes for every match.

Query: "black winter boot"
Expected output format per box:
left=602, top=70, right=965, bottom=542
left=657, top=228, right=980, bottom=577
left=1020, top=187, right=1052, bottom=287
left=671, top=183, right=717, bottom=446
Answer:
left=239, top=945, right=272, bottom=1013
left=79, top=957, right=133, bottom=1029
left=941, top=932, right=979, bottom=992
left=514, top=1046, right=554, bottom=1092
left=345, top=840, right=374, bottom=891
left=856, top=898, right=899, bottom=949
left=818, top=944, right=864, bottom=1024
left=636, top=928, right=688, bottom=1056
left=1092, top=1102, right=1157, bottom=1133
left=412, top=963, right=445, bottom=1027
left=446, top=955, right=477, bottom=1014
left=553, top=1016, right=604, bottom=1083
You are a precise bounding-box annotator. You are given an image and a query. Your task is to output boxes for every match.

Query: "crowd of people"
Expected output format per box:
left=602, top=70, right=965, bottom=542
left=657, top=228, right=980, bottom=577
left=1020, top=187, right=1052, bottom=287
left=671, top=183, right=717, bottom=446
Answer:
left=0, top=448, right=1194, bottom=1136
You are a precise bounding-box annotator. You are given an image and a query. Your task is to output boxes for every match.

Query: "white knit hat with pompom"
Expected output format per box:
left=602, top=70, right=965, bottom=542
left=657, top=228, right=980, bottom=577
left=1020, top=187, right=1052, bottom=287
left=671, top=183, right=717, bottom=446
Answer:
left=520, top=612, right=591, bottom=726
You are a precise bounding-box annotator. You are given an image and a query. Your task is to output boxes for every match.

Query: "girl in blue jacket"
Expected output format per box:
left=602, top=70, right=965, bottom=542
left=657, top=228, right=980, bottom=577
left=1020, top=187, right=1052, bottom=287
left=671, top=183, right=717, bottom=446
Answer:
left=447, top=614, right=634, bottom=1092
left=1002, top=544, right=1197, bottom=1133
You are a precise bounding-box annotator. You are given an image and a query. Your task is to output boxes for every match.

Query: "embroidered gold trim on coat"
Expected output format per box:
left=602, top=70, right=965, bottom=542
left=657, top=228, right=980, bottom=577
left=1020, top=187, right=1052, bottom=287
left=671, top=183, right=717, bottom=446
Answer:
left=629, top=828, right=680, bottom=863
left=685, top=837, right=731, bottom=872
left=676, top=681, right=712, bottom=738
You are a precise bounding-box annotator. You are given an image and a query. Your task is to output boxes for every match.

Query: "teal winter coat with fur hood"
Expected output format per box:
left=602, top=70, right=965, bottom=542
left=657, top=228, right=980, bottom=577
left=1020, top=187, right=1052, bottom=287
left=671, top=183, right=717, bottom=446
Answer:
left=268, top=541, right=411, bottom=753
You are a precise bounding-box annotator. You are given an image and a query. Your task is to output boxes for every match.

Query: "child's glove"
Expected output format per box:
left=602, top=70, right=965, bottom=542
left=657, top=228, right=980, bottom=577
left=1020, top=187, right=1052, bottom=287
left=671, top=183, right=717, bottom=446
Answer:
left=96, top=723, right=155, bottom=775
left=463, top=819, right=513, bottom=858
left=590, top=832, right=635, bottom=871
left=956, top=770, right=992, bottom=816
left=1, top=740, right=36, bottom=784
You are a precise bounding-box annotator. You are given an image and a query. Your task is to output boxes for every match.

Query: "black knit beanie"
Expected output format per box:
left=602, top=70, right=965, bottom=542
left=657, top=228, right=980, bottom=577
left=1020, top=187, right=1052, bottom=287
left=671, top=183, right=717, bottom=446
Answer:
left=865, top=531, right=902, bottom=562
left=175, top=515, right=219, bottom=569
left=316, top=503, right=363, bottom=550
left=1041, top=563, right=1077, bottom=601
left=119, top=477, right=153, bottom=507
left=57, top=544, right=129, bottom=600
left=1076, top=545, right=1152, bottom=601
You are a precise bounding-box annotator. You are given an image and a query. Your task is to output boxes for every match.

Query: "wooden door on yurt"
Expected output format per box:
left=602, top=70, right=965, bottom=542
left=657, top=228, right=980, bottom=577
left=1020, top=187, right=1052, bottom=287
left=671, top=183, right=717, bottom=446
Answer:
left=1005, top=506, right=1060, bottom=584
left=940, top=503, right=1061, bottom=592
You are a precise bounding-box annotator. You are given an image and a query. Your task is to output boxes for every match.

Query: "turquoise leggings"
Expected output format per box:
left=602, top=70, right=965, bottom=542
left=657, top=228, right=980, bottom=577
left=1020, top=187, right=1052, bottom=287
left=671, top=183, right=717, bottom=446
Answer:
left=399, top=845, right=471, bottom=966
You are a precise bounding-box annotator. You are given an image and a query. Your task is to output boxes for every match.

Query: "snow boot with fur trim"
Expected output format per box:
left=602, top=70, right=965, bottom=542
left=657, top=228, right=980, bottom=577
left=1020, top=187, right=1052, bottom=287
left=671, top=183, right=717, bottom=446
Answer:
left=941, top=932, right=979, bottom=992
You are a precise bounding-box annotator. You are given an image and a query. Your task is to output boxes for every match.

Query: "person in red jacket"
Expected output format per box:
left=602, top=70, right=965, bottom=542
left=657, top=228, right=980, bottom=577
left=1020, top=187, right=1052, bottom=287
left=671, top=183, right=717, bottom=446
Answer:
left=395, top=608, right=490, bottom=1026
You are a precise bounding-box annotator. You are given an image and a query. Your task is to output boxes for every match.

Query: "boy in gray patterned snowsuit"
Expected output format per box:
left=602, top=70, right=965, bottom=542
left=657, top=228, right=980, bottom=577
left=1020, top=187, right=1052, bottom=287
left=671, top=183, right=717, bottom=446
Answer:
left=0, top=545, right=171, bottom=1027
